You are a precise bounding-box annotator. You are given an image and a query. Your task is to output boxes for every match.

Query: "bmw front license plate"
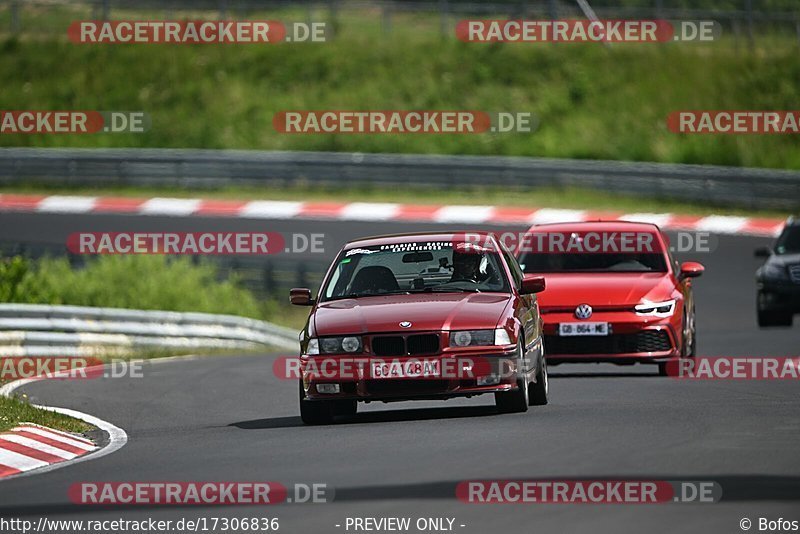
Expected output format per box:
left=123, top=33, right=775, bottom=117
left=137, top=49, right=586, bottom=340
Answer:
left=559, top=322, right=609, bottom=336
left=371, top=359, right=441, bottom=379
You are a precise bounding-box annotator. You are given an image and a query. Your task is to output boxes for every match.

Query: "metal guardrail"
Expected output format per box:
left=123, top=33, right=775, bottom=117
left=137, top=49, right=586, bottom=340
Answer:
left=0, top=303, right=299, bottom=356
left=1, top=147, right=799, bottom=209
left=3, top=0, right=799, bottom=40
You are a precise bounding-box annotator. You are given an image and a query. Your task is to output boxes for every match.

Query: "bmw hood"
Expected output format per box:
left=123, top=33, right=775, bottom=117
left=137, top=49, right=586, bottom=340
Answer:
left=312, top=293, right=511, bottom=336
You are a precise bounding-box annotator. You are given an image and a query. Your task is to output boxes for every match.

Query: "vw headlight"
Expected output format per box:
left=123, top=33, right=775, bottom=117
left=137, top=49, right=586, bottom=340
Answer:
left=635, top=299, right=676, bottom=317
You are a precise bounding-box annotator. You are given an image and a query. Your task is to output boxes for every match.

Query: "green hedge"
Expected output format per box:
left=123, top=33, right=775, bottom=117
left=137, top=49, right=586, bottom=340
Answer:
left=0, top=255, right=273, bottom=320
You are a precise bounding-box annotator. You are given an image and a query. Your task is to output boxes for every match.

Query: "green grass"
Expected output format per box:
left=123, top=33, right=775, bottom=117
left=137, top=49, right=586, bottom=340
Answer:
left=0, top=10, right=798, bottom=169
left=0, top=394, right=92, bottom=434
left=0, top=254, right=310, bottom=329
left=0, top=254, right=268, bottom=316
left=1, top=183, right=792, bottom=219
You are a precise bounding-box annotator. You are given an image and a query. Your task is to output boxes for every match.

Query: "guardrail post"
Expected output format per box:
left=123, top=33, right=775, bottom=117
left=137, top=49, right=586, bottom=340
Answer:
left=382, top=3, right=392, bottom=35
left=744, top=0, right=754, bottom=49
left=439, top=0, right=449, bottom=36
left=796, top=20, right=800, bottom=48
left=10, top=1, right=20, bottom=33
left=297, top=263, right=308, bottom=289
left=328, top=0, right=338, bottom=39
left=547, top=0, right=558, bottom=20
left=263, top=263, right=275, bottom=295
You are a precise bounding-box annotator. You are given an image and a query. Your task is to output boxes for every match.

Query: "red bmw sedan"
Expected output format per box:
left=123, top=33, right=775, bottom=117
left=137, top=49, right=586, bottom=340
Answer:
left=515, top=221, right=704, bottom=375
left=289, top=232, right=548, bottom=424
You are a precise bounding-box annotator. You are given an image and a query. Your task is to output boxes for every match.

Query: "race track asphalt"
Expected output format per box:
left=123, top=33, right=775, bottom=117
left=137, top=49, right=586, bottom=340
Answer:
left=0, top=211, right=798, bottom=534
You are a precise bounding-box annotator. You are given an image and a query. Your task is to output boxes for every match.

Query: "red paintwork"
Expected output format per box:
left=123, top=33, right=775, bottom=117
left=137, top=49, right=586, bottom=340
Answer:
left=314, top=293, right=512, bottom=335
left=519, top=221, right=702, bottom=365
left=296, top=232, right=543, bottom=401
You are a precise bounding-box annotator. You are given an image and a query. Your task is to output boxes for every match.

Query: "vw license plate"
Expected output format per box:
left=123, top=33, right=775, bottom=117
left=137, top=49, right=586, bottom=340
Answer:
left=559, top=322, right=609, bottom=336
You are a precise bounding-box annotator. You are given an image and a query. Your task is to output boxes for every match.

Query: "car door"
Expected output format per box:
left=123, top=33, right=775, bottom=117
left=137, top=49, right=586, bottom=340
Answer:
left=500, top=243, right=539, bottom=372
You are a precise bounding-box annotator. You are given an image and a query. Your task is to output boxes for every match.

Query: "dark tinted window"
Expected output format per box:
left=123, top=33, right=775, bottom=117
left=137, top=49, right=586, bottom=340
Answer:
left=775, top=225, right=800, bottom=255
left=518, top=253, right=667, bottom=273
left=322, top=241, right=510, bottom=300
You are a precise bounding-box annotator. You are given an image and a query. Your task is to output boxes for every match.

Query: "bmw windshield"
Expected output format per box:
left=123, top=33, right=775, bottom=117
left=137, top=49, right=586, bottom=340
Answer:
left=321, top=241, right=510, bottom=301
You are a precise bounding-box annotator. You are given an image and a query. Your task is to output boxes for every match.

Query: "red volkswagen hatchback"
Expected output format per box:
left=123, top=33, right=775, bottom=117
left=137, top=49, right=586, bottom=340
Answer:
left=290, top=232, right=548, bottom=424
left=515, top=221, right=704, bottom=375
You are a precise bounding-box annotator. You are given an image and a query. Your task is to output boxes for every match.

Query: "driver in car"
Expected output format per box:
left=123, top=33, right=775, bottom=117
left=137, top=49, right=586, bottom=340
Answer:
left=450, top=250, right=484, bottom=283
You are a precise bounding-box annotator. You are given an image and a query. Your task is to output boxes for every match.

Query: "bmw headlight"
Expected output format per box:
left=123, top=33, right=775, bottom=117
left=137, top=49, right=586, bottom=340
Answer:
left=635, top=299, right=676, bottom=317
left=316, top=336, right=363, bottom=354
left=450, top=329, right=511, bottom=347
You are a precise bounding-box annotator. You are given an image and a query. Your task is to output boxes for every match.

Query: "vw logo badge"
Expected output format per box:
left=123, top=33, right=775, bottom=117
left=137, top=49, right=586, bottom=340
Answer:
left=574, top=304, right=593, bottom=320
left=399, top=321, right=412, bottom=328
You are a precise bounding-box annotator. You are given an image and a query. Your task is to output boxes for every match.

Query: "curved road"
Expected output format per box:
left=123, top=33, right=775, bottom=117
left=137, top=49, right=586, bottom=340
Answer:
left=0, top=212, right=798, bottom=534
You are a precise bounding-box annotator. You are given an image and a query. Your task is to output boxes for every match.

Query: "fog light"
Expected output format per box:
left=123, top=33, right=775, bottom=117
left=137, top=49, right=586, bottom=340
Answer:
left=316, top=383, right=340, bottom=394
left=477, top=375, right=501, bottom=386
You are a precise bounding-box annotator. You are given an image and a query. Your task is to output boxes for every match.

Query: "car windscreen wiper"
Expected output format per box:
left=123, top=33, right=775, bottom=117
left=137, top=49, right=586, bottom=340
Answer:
left=428, top=287, right=482, bottom=293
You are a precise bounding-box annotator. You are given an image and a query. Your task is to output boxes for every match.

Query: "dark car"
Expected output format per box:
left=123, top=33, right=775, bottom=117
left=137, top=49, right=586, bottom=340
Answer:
left=755, top=217, right=800, bottom=327
left=289, top=232, right=548, bottom=425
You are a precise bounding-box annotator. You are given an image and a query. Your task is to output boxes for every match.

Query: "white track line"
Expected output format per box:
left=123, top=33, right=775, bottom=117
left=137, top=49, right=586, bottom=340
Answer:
left=12, top=426, right=96, bottom=451
left=140, top=197, right=201, bottom=216
left=0, top=434, right=79, bottom=459
left=17, top=423, right=96, bottom=446
left=0, top=448, right=49, bottom=471
left=37, top=196, right=97, bottom=213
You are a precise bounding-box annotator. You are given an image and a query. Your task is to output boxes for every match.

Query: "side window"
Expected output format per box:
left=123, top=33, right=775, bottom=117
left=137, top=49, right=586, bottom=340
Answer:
left=500, top=246, right=523, bottom=289
left=325, top=263, right=343, bottom=298
left=663, top=234, right=680, bottom=274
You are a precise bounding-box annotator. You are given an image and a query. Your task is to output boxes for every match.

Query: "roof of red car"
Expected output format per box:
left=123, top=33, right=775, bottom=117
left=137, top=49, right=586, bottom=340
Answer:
left=525, top=220, right=663, bottom=233
left=344, top=231, right=496, bottom=250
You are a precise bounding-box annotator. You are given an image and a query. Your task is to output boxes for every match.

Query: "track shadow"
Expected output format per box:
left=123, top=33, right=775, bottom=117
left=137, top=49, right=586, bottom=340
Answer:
left=4, top=474, right=800, bottom=518
left=229, top=416, right=306, bottom=429
left=229, top=404, right=500, bottom=429
left=549, top=371, right=660, bottom=378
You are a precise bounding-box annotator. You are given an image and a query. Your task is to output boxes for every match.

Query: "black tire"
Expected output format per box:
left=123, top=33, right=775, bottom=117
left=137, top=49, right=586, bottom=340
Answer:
left=757, top=309, right=793, bottom=327
left=684, top=307, right=697, bottom=358
left=299, top=381, right=334, bottom=425
left=495, top=342, right=529, bottom=414
left=757, top=292, right=793, bottom=327
left=657, top=362, right=669, bottom=376
left=529, top=355, right=548, bottom=406
left=332, top=400, right=357, bottom=417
